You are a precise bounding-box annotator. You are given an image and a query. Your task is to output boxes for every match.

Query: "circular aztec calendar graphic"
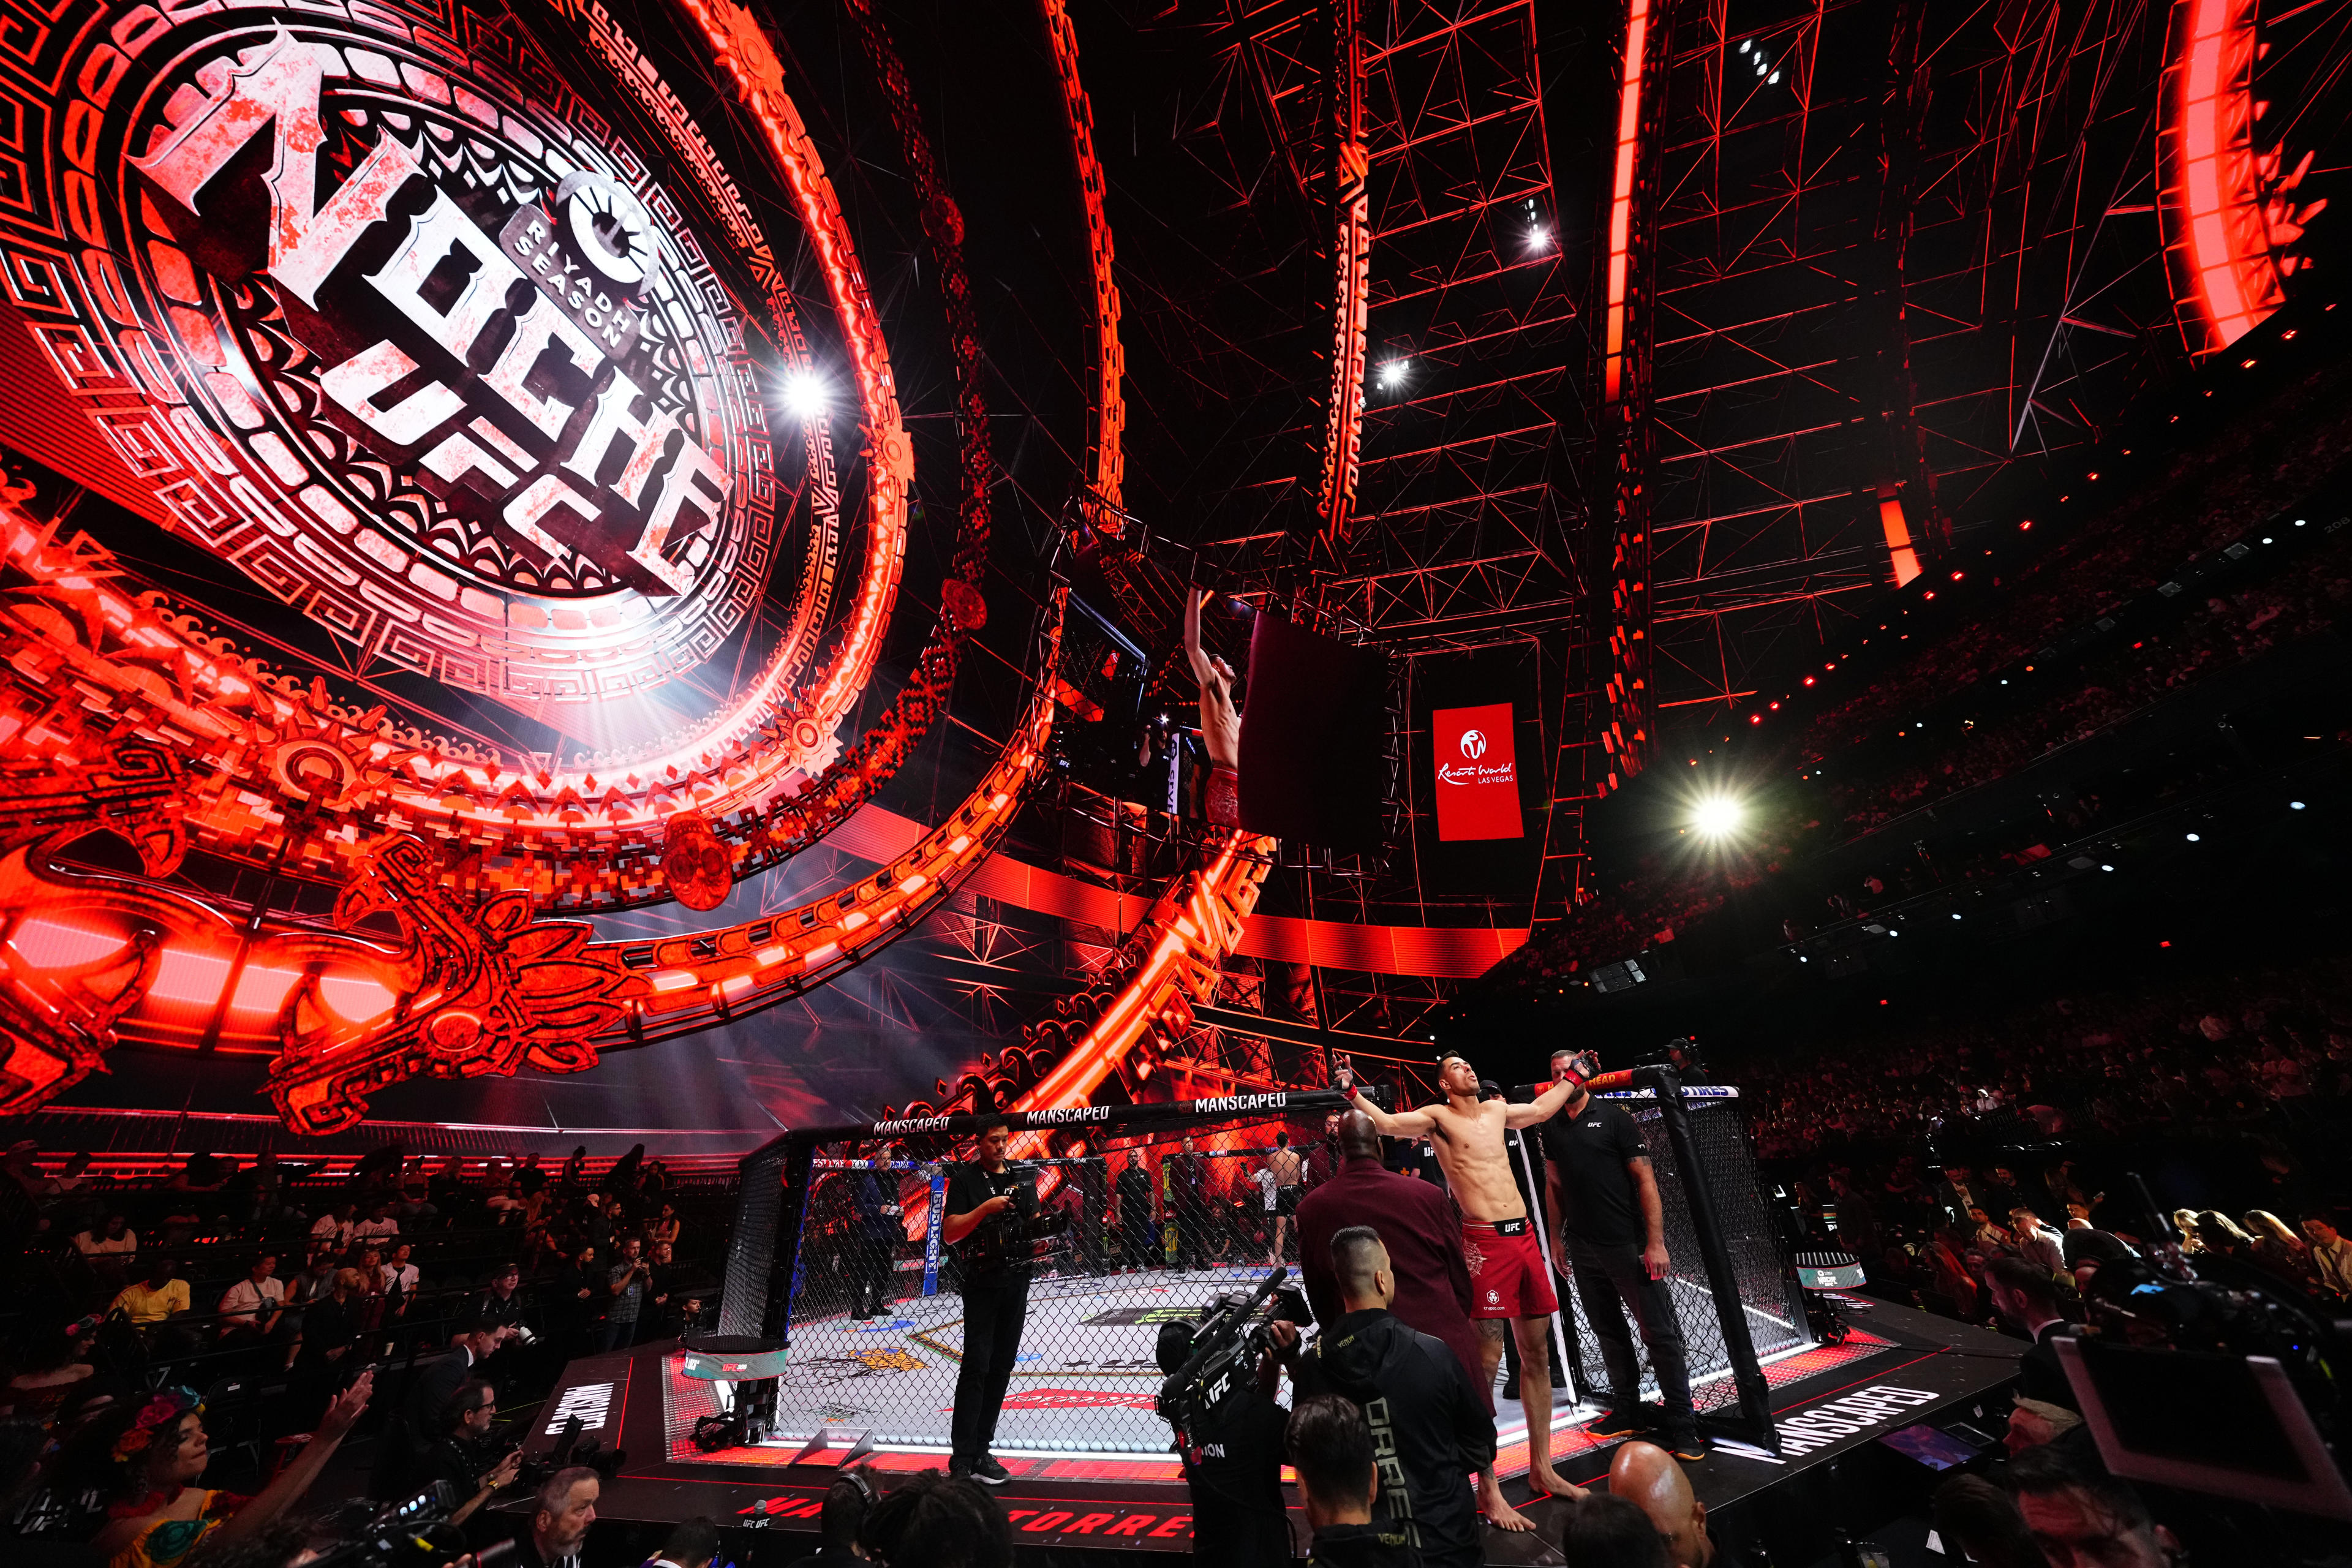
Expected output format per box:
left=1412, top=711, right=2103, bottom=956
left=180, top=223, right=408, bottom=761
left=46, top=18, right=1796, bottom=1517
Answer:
left=1, top=0, right=779, bottom=703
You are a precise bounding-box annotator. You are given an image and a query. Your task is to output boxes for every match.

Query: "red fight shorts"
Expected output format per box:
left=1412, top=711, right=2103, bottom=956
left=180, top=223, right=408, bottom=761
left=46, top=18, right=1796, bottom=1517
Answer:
left=1461, top=1218, right=1558, bottom=1319
left=1205, top=765, right=1240, bottom=827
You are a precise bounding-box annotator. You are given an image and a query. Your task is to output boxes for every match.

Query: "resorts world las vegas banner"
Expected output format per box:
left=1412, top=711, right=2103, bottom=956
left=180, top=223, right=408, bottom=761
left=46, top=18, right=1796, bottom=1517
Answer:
left=1432, top=703, right=1522, bottom=842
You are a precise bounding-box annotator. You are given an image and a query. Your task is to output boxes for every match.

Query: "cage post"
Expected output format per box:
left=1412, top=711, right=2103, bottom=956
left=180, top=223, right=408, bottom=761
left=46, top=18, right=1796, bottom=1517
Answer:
left=1637, top=1066, right=1779, bottom=1452
left=719, top=1128, right=812, bottom=1340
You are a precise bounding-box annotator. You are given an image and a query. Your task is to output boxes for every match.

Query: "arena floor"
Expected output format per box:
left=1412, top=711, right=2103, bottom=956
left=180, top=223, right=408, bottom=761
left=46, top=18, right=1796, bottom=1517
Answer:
left=702, top=1261, right=1836, bottom=1464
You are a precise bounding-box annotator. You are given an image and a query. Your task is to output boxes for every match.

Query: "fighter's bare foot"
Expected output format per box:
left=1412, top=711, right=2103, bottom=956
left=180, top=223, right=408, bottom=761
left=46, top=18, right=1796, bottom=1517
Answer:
left=1529, top=1466, right=1585, bottom=1502
left=1479, top=1477, right=1536, bottom=1533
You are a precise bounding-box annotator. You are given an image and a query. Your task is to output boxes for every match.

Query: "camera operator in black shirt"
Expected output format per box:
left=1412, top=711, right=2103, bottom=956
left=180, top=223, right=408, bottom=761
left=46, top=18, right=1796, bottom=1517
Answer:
left=1153, top=1317, right=1295, bottom=1567
left=941, top=1116, right=1038, bottom=1486
left=418, top=1377, right=523, bottom=1532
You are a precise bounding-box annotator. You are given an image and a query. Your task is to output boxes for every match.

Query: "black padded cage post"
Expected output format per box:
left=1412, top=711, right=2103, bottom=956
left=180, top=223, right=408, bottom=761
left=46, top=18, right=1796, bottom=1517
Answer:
left=720, top=1129, right=812, bottom=1339
left=1638, top=1066, right=1781, bottom=1452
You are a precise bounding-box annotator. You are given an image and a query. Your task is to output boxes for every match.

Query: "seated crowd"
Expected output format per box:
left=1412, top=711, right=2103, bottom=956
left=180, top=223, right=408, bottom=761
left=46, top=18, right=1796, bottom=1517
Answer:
left=0, top=1142, right=722, bottom=1444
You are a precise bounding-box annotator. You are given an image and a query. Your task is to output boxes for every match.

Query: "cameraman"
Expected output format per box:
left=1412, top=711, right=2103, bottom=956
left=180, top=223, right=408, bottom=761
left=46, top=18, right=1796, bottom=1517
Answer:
left=940, top=1117, right=1036, bottom=1485
left=1152, top=1318, right=1293, bottom=1567
left=418, top=1378, right=522, bottom=1531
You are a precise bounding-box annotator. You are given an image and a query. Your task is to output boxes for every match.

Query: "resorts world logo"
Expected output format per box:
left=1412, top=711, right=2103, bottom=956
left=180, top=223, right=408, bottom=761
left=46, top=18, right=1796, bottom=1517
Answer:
left=1459, top=729, right=1487, bottom=760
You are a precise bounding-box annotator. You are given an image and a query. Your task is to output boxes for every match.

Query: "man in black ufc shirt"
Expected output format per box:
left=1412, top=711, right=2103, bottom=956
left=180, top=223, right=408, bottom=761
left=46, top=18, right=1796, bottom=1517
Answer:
left=942, top=1116, right=1037, bottom=1484
left=1537, top=1049, right=1700, bottom=1459
left=1154, top=1321, right=1294, bottom=1566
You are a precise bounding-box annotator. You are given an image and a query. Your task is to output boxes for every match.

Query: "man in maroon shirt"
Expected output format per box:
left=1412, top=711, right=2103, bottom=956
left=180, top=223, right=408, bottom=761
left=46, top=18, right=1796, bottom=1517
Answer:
left=1296, top=1110, right=1559, bottom=1532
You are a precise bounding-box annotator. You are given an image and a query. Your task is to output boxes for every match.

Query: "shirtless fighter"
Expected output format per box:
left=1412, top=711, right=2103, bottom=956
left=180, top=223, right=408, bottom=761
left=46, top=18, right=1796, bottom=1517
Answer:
left=1347, top=1050, right=1597, bottom=1519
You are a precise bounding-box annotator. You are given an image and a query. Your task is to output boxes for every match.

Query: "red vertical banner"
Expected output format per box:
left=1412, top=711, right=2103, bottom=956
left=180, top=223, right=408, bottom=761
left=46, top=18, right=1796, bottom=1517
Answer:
left=1433, top=703, right=1522, bottom=840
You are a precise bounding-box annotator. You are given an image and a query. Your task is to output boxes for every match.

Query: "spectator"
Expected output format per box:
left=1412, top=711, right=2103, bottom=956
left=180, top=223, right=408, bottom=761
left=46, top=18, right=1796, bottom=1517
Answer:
left=601, top=1237, right=651, bottom=1352
left=2007, top=1444, right=2179, bottom=1568
left=516, top=1154, right=548, bottom=1197
left=650, top=1201, right=682, bottom=1250
left=782, top=1471, right=873, bottom=1568
left=647, top=1517, right=720, bottom=1568
left=486, top=1185, right=525, bottom=1222
left=71, top=1373, right=372, bottom=1568
left=518, top=1466, right=598, bottom=1568
left=2010, top=1208, right=2066, bottom=1280
left=1286, top=1227, right=1496, bottom=1568
left=1931, top=1474, right=2044, bottom=1568
left=111, top=1256, right=190, bottom=1329
left=311, top=1203, right=356, bottom=1252
left=2005, top=1396, right=2082, bottom=1455
left=216, top=1254, right=286, bottom=1346
left=560, top=1148, right=588, bottom=1192
left=75, top=1212, right=139, bottom=1259
left=350, top=1202, right=399, bottom=1245
left=858, top=1470, right=1011, bottom=1568
left=473, top=1262, right=528, bottom=1332
left=1983, top=1256, right=2076, bottom=1412
left=556, top=1245, right=605, bottom=1353
left=2, top=1316, right=102, bottom=1425
left=2302, top=1213, right=2352, bottom=1297
left=1608, top=1442, right=1725, bottom=1568
left=1286, top=1395, right=1409, bottom=1567
left=647, top=1240, right=702, bottom=1336
left=1559, top=1493, right=1671, bottom=1568
left=292, top=1268, right=368, bottom=1417
left=379, top=1242, right=421, bottom=1301
left=2241, top=1211, right=2313, bottom=1286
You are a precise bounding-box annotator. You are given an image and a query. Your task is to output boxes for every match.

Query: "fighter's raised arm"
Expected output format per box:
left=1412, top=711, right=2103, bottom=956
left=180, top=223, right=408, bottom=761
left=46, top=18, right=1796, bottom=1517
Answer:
left=1504, top=1050, right=1599, bottom=1128
left=1348, top=1086, right=1436, bottom=1139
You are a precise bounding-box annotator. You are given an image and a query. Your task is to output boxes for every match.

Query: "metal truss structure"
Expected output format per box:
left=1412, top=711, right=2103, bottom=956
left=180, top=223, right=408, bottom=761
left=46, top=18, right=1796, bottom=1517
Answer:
left=1622, top=0, right=2343, bottom=729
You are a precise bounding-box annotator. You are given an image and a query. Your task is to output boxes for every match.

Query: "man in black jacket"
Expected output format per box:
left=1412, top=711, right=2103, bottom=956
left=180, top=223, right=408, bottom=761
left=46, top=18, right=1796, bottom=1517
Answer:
left=1286, top=1226, right=1499, bottom=1568
left=1287, top=1393, right=1420, bottom=1567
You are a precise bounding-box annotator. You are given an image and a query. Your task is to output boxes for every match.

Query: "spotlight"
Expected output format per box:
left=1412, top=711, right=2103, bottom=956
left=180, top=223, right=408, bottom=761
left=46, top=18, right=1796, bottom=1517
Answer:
left=2185, top=833, right=2201, bottom=842
left=2291, top=801, right=2307, bottom=810
left=1951, top=913, right=1961, bottom=920
left=2100, top=864, right=2114, bottom=872
left=1527, top=224, right=1551, bottom=251
left=1379, top=360, right=1411, bottom=388
left=1690, top=796, right=1744, bottom=837
left=1768, top=70, right=1781, bottom=83
left=1739, top=37, right=1751, bottom=51
left=783, top=371, right=827, bottom=418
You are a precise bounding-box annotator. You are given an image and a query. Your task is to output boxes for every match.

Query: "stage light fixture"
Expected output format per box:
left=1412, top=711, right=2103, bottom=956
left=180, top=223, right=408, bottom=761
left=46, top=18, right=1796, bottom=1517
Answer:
left=1379, top=360, right=1410, bottom=388
left=1527, top=224, right=1551, bottom=251
left=1769, top=70, right=1781, bottom=83
left=1740, top=37, right=1751, bottom=51
left=2185, top=833, right=2201, bottom=842
left=1951, top=913, right=1961, bottom=920
left=2101, top=864, right=2114, bottom=872
left=1691, top=796, right=1744, bottom=837
left=783, top=371, right=827, bottom=418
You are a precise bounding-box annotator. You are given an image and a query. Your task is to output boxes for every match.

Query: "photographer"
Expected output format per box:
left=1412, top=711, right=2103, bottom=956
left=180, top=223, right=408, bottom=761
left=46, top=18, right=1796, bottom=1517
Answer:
left=416, top=1379, right=522, bottom=1531
left=1286, top=1395, right=1415, bottom=1567
left=940, top=1117, right=1037, bottom=1485
left=1287, top=1227, right=1496, bottom=1568
left=1152, top=1317, right=1292, bottom=1567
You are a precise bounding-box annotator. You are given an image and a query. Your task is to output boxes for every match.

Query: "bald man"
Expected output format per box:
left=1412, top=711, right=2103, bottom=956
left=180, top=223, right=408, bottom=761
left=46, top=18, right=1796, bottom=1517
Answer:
left=1610, top=1442, right=1729, bottom=1568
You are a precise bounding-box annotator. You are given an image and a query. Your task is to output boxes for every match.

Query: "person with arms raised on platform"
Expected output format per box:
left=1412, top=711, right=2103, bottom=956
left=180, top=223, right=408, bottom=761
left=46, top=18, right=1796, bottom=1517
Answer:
left=1537, top=1049, right=1702, bottom=1461
left=940, top=1117, right=1037, bottom=1485
left=1286, top=1394, right=1419, bottom=1567
left=1282, top=1227, right=1496, bottom=1568
left=1344, top=1050, right=1589, bottom=1509
left=1609, top=1442, right=1738, bottom=1568
left=1297, top=1110, right=1541, bottom=1529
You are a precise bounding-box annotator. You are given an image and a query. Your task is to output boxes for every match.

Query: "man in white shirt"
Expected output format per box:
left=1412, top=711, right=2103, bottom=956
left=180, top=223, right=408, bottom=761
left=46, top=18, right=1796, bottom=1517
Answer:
left=2304, top=1214, right=2352, bottom=1298
left=350, top=1201, right=400, bottom=1244
left=2010, top=1207, right=2067, bottom=1279
left=380, top=1240, right=422, bottom=1298
left=219, top=1252, right=287, bottom=1343
left=312, top=1202, right=356, bottom=1250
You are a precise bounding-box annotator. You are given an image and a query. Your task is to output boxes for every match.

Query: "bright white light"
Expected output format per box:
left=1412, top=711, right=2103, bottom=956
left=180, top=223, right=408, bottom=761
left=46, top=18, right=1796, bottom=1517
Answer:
left=1379, top=360, right=1410, bottom=388
left=2291, top=801, right=2307, bottom=810
left=2185, top=833, right=2201, bottom=842
left=1690, top=796, right=1744, bottom=837
left=1951, top=913, right=1962, bottom=920
left=2101, top=864, right=2115, bottom=872
left=1769, top=70, right=1781, bottom=83
left=1527, top=225, right=1551, bottom=251
left=2263, top=537, right=2275, bottom=544
left=783, top=371, right=827, bottom=419
left=1739, top=37, right=1751, bottom=52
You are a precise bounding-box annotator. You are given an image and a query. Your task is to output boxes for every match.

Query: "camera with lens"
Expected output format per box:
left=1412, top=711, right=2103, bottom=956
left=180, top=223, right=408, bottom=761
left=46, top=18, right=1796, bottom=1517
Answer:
left=305, top=1482, right=518, bottom=1568
left=518, top=1414, right=626, bottom=1488
left=1153, top=1267, right=1308, bottom=1453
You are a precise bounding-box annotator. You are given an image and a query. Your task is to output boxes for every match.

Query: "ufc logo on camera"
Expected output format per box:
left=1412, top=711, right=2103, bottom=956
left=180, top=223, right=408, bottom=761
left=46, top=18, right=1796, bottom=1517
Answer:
left=1432, top=704, right=1522, bottom=841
